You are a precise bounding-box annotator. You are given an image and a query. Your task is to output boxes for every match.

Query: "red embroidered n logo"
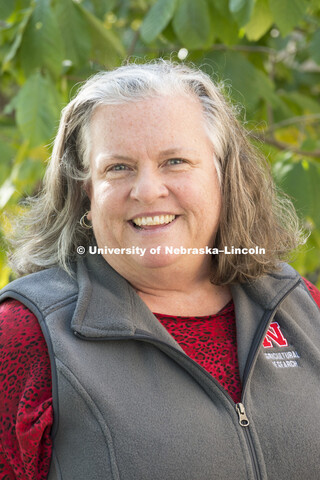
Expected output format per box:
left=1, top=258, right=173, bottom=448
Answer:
left=263, top=322, right=288, bottom=348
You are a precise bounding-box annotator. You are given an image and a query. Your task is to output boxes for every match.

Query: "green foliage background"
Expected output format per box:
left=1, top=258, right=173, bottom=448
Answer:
left=1, top=0, right=320, bottom=287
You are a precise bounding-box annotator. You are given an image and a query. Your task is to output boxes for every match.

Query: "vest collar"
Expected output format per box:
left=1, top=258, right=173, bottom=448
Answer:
left=71, top=253, right=300, bottom=345
left=71, top=253, right=184, bottom=349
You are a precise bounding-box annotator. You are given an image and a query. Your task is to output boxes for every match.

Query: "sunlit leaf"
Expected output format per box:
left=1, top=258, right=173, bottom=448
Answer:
left=0, top=179, right=16, bottom=209
left=244, top=0, right=273, bottom=41
left=0, top=263, right=12, bottom=289
left=0, top=0, right=16, bottom=20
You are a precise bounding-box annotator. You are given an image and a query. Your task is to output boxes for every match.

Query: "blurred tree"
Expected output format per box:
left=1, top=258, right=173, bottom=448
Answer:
left=0, top=0, right=320, bottom=287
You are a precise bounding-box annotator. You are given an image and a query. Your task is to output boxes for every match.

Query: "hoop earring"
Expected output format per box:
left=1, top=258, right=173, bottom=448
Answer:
left=80, top=211, right=92, bottom=229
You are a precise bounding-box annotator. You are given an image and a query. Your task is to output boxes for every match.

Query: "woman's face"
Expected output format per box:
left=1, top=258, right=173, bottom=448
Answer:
left=86, top=94, right=221, bottom=278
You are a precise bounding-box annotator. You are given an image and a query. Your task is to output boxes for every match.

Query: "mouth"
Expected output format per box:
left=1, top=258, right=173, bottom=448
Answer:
left=130, top=214, right=177, bottom=230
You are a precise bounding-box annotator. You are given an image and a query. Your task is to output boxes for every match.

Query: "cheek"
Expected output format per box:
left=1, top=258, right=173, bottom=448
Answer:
left=184, top=180, right=221, bottom=213
left=90, top=186, right=130, bottom=236
left=91, top=184, right=122, bottom=214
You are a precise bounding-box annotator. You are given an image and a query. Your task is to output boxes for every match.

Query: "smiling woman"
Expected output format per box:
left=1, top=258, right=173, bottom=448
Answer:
left=1, top=60, right=320, bottom=480
left=5, top=61, right=302, bottom=284
left=85, top=95, right=222, bottom=299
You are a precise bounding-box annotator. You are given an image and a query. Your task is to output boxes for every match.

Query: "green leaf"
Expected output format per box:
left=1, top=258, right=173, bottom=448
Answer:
left=54, top=0, right=91, bottom=67
left=208, top=51, right=278, bottom=111
left=14, top=0, right=31, bottom=9
left=310, top=29, right=320, bottom=65
left=244, top=0, right=273, bottom=41
left=75, top=2, right=125, bottom=66
left=280, top=92, right=320, bottom=114
left=0, top=0, right=16, bottom=20
left=229, top=0, right=246, bottom=12
left=273, top=158, right=320, bottom=230
left=209, top=0, right=230, bottom=17
left=290, top=228, right=320, bottom=280
left=0, top=140, right=15, bottom=181
left=229, top=0, right=254, bottom=27
left=269, top=0, right=309, bottom=37
left=141, top=0, right=178, bottom=44
left=15, top=72, right=60, bottom=148
left=91, top=0, right=117, bottom=19
left=19, top=0, right=64, bottom=77
left=2, top=6, right=33, bottom=70
left=0, top=178, right=17, bottom=209
left=173, top=0, right=211, bottom=49
left=14, top=156, right=46, bottom=195
left=208, top=1, right=239, bottom=45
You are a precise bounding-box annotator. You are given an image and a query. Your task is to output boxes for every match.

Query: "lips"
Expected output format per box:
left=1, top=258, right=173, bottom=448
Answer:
left=131, top=214, right=176, bottom=227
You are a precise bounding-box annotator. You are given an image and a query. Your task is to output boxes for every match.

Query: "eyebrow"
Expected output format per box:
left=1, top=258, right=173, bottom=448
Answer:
left=99, top=148, right=197, bottom=162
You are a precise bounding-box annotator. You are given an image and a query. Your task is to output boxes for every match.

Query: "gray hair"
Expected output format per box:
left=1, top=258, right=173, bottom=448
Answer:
left=7, top=59, right=304, bottom=284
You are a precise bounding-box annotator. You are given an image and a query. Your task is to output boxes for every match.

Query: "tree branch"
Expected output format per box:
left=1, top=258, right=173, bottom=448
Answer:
left=211, top=43, right=276, bottom=56
left=250, top=132, right=320, bottom=159
left=262, top=114, right=320, bottom=134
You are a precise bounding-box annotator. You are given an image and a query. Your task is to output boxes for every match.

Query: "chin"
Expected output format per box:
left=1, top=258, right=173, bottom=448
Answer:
left=136, top=252, right=181, bottom=270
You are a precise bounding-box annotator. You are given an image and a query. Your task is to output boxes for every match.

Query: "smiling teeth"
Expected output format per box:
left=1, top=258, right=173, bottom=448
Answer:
left=132, top=214, right=176, bottom=226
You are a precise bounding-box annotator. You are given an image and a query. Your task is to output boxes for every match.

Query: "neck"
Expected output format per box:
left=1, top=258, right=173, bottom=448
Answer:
left=105, top=254, right=232, bottom=316
left=132, top=272, right=232, bottom=316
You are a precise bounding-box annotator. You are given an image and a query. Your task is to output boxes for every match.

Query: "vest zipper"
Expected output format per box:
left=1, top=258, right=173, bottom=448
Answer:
left=235, top=402, right=262, bottom=479
left=236, top=402, right=249, bottom=427
left=235, top=277, right=301, bottom=480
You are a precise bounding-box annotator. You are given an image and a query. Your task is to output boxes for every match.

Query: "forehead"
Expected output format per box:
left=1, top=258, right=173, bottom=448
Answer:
left=90, top=94, right=206, bottom=143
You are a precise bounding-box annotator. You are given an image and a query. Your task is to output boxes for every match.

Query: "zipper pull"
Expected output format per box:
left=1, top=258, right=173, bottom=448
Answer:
left=236, top=403, right=250, bottom=427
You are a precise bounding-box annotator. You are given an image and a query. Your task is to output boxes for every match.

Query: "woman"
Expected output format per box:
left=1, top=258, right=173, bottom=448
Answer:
left=1, top=60, right=320, bottom=480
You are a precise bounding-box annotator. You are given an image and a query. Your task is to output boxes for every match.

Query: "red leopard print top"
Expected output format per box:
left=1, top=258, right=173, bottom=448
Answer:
left=155, top=300, right=241, bottom=401
left=0, top=278, right=319, bottom=479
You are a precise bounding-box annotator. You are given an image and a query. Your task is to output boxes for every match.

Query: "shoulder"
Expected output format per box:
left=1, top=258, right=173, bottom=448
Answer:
left=235, top=263, right=320, bottom=312
left=0, top=264, right=78, bottom=318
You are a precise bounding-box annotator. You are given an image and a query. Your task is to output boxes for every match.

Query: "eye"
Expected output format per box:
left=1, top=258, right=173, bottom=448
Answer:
left=166, top=158, right=187, bottom=166
left=110, top=164, right=129, bottom=171
left=106, top=163, right=131, bottom=174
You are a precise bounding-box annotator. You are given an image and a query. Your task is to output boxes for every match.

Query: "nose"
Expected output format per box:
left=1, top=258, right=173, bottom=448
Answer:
left=129, top=167, right=169, bottom=204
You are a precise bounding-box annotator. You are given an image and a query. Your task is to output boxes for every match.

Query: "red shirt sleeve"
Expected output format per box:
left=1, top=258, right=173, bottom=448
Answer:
left=0, top=299, right=53, bottom=480
left=303, top=277, right=320, bottom=309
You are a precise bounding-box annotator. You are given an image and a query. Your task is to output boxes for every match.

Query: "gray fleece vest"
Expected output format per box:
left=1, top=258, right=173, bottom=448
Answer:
left=1, top=254, right=320, bottom=480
